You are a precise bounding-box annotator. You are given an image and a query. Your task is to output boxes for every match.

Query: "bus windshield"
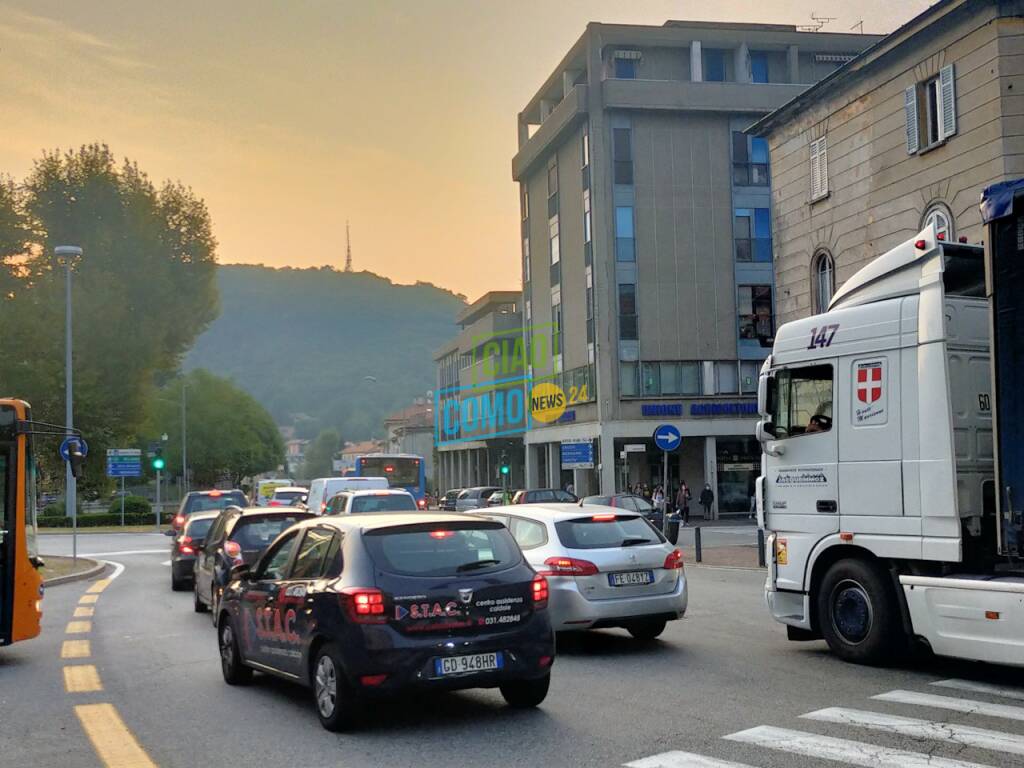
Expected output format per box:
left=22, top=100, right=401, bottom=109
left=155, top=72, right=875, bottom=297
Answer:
left=358, top=456, right=420, bottom=486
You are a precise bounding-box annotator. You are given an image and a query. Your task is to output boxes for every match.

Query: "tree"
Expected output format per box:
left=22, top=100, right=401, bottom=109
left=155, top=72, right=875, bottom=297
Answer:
left=0, top=145, right=220, bottom=495
left=302, top=429, right=340, bottom=481
left=146, top=370, right=283, bottom=487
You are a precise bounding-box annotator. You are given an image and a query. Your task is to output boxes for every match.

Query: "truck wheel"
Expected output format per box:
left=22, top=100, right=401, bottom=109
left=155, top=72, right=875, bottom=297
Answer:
left=817, top=558, right=901, bottom=665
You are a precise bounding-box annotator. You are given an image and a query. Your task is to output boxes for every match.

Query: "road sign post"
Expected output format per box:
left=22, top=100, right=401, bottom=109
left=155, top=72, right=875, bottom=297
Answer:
left=106, top=449, right=142, bottom=527
left=653, top=424, right=682, bottom=535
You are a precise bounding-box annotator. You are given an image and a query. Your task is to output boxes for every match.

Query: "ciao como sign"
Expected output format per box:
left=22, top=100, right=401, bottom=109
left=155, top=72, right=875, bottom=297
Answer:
left=434, top=322, right=591, bottom=447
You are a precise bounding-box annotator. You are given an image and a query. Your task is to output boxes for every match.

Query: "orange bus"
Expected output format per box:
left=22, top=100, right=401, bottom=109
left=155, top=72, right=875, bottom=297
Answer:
left=0, top=399, right=45, bottom=646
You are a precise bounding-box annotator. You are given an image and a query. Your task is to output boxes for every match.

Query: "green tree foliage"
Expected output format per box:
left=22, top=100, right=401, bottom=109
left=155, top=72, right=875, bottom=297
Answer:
left=0, top=145, right=220, bottom=495
left=147, top=370, right=283, bottom=487
left=185, top=265, right=465, bottom=440
left=302, top=429, right=340, bottom=481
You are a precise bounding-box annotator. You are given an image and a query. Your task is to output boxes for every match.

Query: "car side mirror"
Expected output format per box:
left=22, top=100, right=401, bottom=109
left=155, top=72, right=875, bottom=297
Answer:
left=230, top=563, right=251, bottom=581
left=163, top=529, right=175, bottom=537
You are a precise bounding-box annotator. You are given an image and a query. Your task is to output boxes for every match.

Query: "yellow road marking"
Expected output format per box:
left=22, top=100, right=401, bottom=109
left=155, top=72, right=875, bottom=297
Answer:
left=65, top=620, right=92, bottom=634
left=79, top=594, right=99, bottom=604
left=64, top=664, right=103, bottom=693
left=75, top=703, right=158, bottom=768
left=87, top=579, right=111, bottom=594
left=61, top=640, right=91, bottom=659
left=74, top=606, right=95, bottom=618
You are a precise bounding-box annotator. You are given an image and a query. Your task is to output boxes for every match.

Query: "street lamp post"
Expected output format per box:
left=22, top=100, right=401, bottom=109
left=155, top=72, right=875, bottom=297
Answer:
left=181, top=382, right=188, bottom=494
left=55, top=245, right=82, bottom=562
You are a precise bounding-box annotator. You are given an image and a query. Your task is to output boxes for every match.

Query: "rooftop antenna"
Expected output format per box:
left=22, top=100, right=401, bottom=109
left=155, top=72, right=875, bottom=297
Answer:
left=797, top=11, right=837, bottom=32
left=850, top=20, right=864, bottom=33
left=345, top=221, right=353, bottom=272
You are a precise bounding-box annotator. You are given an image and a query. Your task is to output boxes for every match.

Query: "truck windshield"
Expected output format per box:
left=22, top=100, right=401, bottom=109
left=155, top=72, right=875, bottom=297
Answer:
left=772, top=364, right=833, bottom=438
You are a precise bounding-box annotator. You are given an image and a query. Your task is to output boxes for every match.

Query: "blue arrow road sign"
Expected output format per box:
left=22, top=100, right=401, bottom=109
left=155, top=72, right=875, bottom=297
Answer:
left=59, top=436, right=88, bottom=462
left=653, top=424, right=682, bottom=452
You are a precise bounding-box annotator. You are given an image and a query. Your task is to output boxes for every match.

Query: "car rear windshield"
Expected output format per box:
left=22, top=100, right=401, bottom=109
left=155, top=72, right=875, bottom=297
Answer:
left=185, top=518, right=215, bottom=539
left=555, top=515, right=663, bottom=550
left=350, top=494, right=417, bottom=513
left=271, top=491, right=305, bottom=503
left=185, top=492, right=246, bottom=513
left=363, top=523, right=520, bottom=576
left=230, top=514, right=310, bottom=550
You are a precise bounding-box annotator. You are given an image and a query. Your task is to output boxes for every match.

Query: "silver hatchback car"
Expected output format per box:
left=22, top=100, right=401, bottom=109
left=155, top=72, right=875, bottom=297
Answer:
left=479, top=503, right=687, bottom=640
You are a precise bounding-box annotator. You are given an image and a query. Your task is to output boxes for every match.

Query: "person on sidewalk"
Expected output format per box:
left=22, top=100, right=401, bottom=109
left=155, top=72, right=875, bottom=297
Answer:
left=699, top=483, right=714, bottom=519
left=675, top=482, right=691, bottom=526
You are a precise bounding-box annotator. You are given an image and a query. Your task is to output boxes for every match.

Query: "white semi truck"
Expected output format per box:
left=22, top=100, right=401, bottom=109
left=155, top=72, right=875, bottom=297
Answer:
left=757, top=181, right=1024, bottom=667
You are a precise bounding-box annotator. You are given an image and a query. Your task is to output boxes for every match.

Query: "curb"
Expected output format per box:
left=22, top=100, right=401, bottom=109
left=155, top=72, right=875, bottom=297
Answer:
left=43, top=559, right=105, bottom=587
left=690, top=564, right=766, bottom=572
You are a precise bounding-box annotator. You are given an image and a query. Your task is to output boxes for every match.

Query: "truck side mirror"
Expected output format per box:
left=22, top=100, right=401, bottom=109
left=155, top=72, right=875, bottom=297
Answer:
left=755, top=421, right=776, bottom=442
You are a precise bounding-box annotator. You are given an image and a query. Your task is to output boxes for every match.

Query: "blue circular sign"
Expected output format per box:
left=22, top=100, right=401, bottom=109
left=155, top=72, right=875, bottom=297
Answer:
left=59, top=436, right=88, bottom=461
left=653, top=424, right=681, bottom=452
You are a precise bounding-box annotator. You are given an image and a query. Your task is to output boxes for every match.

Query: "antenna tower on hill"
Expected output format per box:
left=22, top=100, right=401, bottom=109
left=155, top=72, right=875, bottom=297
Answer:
left=345, top=221, right=353, bottom=272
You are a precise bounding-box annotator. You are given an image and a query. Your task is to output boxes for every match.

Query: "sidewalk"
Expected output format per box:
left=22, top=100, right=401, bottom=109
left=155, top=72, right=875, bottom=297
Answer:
left=679, top=544, right=764, bottom=569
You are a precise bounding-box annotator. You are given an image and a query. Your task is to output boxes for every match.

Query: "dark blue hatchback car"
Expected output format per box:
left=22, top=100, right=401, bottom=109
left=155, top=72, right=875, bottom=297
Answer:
left=216, top=512, right=555, bottom=730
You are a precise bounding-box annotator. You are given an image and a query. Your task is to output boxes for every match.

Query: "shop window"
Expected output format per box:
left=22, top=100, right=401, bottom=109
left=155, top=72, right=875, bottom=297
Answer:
left=769, top=364, right=834, bottom=438
left=738, top=285, right=774, bottom=344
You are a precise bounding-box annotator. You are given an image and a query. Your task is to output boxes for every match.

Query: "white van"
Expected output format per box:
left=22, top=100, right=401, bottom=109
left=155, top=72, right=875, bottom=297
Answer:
left=306, top=476, right=389, bottom=515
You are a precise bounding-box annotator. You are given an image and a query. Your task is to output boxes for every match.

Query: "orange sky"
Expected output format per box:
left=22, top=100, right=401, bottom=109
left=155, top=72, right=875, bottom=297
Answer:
left=0, top=1, right=926, bottom=300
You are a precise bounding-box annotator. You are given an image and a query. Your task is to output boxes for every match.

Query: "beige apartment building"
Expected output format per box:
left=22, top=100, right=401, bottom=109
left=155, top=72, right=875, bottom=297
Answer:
left=513, top=20, right=878, bottom=513
left=751, top=0, right=1024, bottom=325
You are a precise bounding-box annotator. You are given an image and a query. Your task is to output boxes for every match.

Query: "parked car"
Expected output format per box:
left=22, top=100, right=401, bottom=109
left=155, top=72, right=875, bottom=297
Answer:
left=306, top=477, right=390, bottom=515
left=168, top=511, right=219, bottom=591
left=512, top=488, right=578, bottom=504
left=440, top=489, right=462, bottom=511
left=269, top=486, right=308, bottom=507
left=324, top=489, right=418, bottom=514
left=216, top=512, right=555, bottom=730
left=481, top=504, right=686, bottom=640
left=172, top=489, right=249, bottom=532
left=582, top=494, right=661, bottom=528
left=455, top=486, right=502, bottom=512
left=193, top=506, right=314, bottom=617
left=487, top=490, right=507, bottom=506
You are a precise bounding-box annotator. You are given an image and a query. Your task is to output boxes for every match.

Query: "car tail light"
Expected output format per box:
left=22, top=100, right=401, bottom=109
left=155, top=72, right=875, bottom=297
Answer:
left=591, top=513, right=616, bottom=522
left=663, top=549, right=684, bottom=570
left=209, top=490, right=222, bottom=497
left=223, top=540, right=243, bottom=565
left=539, top=655, right=553, bottom=668
left=539, top=557, right=599, bottom=576
left=429, top=530, right=455, bottom=539
left=173, top=514, right=186, bottom=530
left=178, top=535, right=195, bottom=556
left=418, top=498, right=427, bottom=509
left=360, top=674, right=388, bottom=687
left=531, top=574, right=549, bottom=608
left=340, top=587, right=386, bottom=623
left=268, top=500, right=281, bottom=507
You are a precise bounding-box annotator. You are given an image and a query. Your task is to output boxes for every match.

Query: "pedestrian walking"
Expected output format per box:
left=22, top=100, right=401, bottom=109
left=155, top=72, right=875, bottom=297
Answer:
left=699, top=483, right=714, bottom=519
left=653, top=486, right=665, bottom=517
left=675, top=481, right=691, bottom=525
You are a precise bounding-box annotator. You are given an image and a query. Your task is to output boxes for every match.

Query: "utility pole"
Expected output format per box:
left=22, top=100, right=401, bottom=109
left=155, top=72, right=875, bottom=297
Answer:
left=181, top=383, right=188, bottom=494
left=56, top=245, right=82, bottom=561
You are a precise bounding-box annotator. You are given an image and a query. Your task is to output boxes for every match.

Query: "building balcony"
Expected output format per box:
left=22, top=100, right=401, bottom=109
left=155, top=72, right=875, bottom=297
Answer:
left=512, top=84, right=589, bottom=181
left=601, top=78, right=809, bottom=115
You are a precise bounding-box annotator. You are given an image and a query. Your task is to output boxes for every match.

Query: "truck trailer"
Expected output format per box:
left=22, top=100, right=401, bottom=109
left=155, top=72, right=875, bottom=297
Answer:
left=756, top=181, right=1024, bottom=666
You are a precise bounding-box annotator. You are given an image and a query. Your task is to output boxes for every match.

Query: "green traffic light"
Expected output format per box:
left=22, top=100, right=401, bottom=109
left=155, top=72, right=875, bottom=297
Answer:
left=152, top=457, right=165, bottom=470
left=500, top=465, right=509, bottom=475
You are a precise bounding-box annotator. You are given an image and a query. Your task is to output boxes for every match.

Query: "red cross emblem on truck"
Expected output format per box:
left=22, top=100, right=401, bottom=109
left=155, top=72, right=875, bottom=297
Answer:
left=856, top=364, right=883, bottom=404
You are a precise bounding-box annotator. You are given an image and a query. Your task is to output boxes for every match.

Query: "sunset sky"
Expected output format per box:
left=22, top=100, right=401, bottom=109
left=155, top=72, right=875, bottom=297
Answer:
left=1, top=1, right=926, bottom=299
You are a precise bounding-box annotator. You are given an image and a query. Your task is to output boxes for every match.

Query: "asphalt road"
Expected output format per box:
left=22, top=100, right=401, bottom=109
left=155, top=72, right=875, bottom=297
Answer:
left=3, top=534, right=1022, bottom=768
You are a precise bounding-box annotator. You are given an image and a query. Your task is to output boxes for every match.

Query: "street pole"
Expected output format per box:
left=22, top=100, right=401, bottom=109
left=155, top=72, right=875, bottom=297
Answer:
left=662, top=449, right=669, bottom=536
left=120, top=476, right=125, bottom=526
left=181, top=383, right=188, bottom=494
left=56, top=245, right=82, bottom=562
left=155, top=468, right=161, bottom=530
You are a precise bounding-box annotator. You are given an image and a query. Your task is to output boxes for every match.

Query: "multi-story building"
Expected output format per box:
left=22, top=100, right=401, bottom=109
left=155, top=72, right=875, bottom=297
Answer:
left=382, top=399, right=435, bottom=486
left=434, top=291, right=526, bottom=492
left=335, top=439, right=384, bottom=476
left=751, top=0, right=1024, bottom=326
left=513, top=20, right=879, bottom=515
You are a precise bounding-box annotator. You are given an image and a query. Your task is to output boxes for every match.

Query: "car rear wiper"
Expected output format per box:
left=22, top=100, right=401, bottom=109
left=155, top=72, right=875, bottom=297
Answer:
left=455, top=559, right=501, bottom=572
left=621, top=538, right=654, bottom=547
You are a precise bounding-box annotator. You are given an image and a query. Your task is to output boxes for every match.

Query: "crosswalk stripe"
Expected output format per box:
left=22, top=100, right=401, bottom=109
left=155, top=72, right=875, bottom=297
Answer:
left=725, top=725, right=990, bottom=768
left=625, top=752, right=758, bottom=768
left=874, top=690, right=1024, bottom=722
left=932, top=679, right=1024, bottom=702
left=803, top=707, right=1024, bottom=757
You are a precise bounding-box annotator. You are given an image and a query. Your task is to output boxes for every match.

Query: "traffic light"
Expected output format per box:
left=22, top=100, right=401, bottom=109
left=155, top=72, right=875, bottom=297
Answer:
left=499, top=451, right=510, bottom=476
left=152, top=447, right=165, bottom=471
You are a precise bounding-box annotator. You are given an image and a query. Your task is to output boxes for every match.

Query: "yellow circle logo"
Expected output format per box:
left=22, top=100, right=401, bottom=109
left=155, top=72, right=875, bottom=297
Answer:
left=530, top=381, right=566, bottom=423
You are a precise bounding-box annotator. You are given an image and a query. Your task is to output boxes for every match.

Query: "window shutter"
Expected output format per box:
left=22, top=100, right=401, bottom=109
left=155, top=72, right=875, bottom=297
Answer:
left=809, top=140, right=821, bottom=199
left=939, top=63, right=957, bottom=140
left=818, top=137, right=828, bottom=197
left=904, top=85, right=919, bottom=154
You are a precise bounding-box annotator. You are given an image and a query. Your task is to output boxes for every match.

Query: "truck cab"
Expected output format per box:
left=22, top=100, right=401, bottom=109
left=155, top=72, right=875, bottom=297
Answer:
left=757, top=220, right=1023, bottom=667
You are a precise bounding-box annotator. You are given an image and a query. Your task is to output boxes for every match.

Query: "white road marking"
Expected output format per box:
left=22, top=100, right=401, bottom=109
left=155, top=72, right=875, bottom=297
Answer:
left=932, top=679, right=1024, bottom=702
left=874, top=690, right=1024, bottom=722
left=161, top=560, right=171, bottom=566
left=803, top=706, right=1024, bottom=757
left=102, top=560, right=125, bottom=582
left=80, top=549, right=166, bottom=557
left=625, top=752, right=757, bottom=768
left=725, top=725, right=990, bottom=768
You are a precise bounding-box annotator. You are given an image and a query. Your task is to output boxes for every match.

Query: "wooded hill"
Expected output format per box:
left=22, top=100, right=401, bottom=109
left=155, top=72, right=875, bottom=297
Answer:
left=185, top=265, right=465, bottom=441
